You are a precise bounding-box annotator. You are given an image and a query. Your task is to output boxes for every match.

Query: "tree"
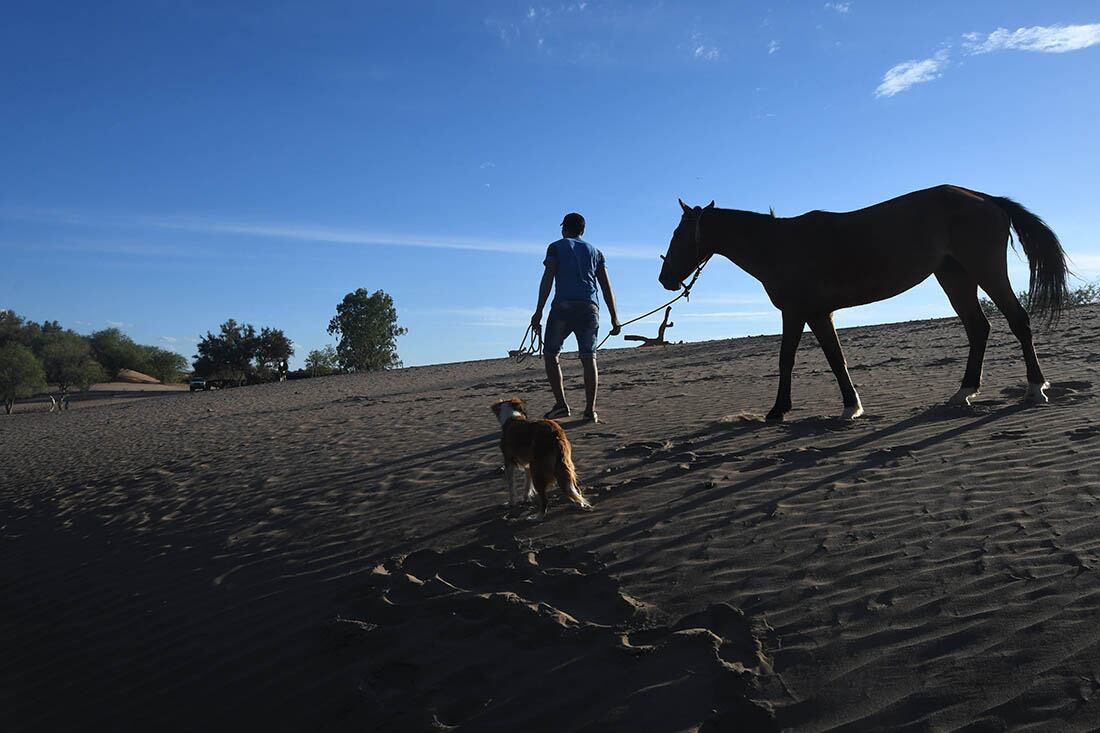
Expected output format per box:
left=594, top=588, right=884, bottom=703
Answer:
left=193, top=319, right=257, bottom=385
left=0, top=343, right=47, bottom=414
left=327, top=289, right=407, bottom=372
left=0, top=310, right=62, bottom=355
left=192, top=320, right=294, bottom=384
left=141, top=346, right=189, bottom=384
left=0, top=310, right=28, bottom=349
left=980, top=279, right=1100, bottom=321
left=304, top=345, right=339, bottom=377
left=254, top=327, right=294, bottom=381
left=88, top=327, right=145, bottom=379
left=40, top=332, right=105, bottom=393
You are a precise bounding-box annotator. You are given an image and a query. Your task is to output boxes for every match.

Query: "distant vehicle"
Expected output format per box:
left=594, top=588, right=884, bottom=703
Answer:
left=189, top=378, right=208, bottom=392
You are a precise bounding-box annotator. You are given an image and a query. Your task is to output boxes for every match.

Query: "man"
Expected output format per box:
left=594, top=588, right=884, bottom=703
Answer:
left=531, top=212, right=622, bottom=422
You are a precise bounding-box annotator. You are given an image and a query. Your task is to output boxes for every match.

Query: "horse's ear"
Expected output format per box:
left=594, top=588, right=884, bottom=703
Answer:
left=705, top=200, right=715, bottom=209
left=679, top=198, right=690, bottom=213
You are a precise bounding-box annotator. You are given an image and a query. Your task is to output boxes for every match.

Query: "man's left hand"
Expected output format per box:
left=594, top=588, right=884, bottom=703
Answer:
left=608, top=320, right=622, bottom=337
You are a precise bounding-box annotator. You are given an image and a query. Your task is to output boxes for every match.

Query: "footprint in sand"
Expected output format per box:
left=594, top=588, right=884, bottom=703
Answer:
left=990, top=429, right=1030, bottom=441
left=615, top=440, right=673, bottom=458
left=333, top=535, right=777, bottom=731
left=1000, top=380, right=1093, bottom=404
left=1067, top=425, right=1100, bottom=442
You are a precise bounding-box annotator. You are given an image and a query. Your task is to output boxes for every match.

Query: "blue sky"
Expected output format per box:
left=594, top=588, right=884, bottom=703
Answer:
left=3, top=1, right=1098, bottom=368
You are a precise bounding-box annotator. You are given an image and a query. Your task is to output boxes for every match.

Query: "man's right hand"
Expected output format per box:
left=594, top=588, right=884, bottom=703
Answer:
left=530, top=313, right=542, bottom=332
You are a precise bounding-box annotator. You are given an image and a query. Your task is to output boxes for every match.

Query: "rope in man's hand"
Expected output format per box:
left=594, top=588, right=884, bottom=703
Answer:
left=594, top=256, right=711, bottom=350
left=509, top=255, right=711, bottom=363
left=508, top=323, right=544, bottom=365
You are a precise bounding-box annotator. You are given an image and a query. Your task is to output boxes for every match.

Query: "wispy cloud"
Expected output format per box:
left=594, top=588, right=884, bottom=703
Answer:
left=5, top=238, right=192, bottom=258
left=0, top=205, right=659, bottom=260
left=694, top=294, right=771, bottom=306
left=163, top=219, right=657, bottom=259
left=877, top=22, right=1100, bottom=98
left=435, top=306, right=532, bottom=328
left=824, top=2, right=851, bottom=13
left=767, top=40, right=780, bottom=55
left=691, top=32, right=720, bottom=61
left=875, top=50, right=948, bottom=98
left=677, top=311, right=772, bottom=320
left=964, top=24, right=1100, bottom=54
left=107, top=320, right=133, bottom=329
left=1070, top=252, right=1100, bottom=275
left=486, top=2, right=588, bottom=51
left=160, top=336, right=178, bottom=344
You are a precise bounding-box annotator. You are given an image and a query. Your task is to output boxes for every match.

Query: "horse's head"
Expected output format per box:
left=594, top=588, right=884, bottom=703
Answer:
left=659, top=199, right=714, bottom=291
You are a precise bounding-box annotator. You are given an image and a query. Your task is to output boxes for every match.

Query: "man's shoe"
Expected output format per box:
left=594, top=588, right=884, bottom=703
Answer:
left=544, top=404, right=570, bottom=419
left=583, top=410, right=598, bottom=423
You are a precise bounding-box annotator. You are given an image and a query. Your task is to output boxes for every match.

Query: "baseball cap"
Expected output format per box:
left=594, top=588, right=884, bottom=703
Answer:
left=561, top=212, right=585, bottom=231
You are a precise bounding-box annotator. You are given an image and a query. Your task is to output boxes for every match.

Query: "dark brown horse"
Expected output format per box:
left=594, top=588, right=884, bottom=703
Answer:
left=658, top=185, right=1070, bottom=420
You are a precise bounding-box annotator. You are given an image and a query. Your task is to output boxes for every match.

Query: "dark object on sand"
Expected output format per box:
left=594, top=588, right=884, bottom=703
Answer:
left=625, top=306, right=676, bottom=347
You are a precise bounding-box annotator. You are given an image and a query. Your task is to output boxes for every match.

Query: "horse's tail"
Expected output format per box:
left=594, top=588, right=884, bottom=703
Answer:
left=988, top=195, right=1070, bottom=323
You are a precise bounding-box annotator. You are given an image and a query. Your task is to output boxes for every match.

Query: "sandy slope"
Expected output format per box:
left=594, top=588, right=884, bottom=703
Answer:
left=2, top=306, right=1099, bottom=731
left=10, top=382, right=188, bottom=414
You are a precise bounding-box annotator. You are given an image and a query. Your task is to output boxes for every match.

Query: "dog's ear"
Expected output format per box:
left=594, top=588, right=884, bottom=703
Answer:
left=511, top=398, right=527, bottom=416
left=490, top=401, right=501, bottom=414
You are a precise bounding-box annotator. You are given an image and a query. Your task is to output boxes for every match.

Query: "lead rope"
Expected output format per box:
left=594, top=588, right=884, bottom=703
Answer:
left=594, top=208, right=710, bottom=350
left=508, top=323, right=544, bottom=365
left=593, top=255, right=711, bottom=351
left=512, top=209, right=711, bottom=362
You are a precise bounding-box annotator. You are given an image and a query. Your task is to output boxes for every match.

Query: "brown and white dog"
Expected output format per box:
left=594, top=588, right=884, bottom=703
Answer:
left=490, top=398, right=592, bottom=520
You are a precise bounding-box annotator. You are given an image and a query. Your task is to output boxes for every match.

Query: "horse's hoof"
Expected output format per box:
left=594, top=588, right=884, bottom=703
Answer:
left=525, top=512, right=546, bottom=523
left=1024, top=381, right=1050, bottom=404
left=765, top=409, right=786, bottom=422
left=841, top=403, right=864, bottom=420
left=947, top=388, right=979, bottom=406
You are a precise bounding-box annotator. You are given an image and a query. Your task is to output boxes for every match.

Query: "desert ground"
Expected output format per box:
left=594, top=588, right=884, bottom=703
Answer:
left=9, top=379, right=189, bottom=415
left=3, top=306, right=1099, bottom=731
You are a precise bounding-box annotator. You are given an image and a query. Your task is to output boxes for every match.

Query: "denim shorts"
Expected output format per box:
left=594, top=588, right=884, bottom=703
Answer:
left=544, top=300, right=600, bottom=357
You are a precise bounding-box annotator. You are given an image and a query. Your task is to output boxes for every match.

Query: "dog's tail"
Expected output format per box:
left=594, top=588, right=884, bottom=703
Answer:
left=551, top=424, right=591, bottom=509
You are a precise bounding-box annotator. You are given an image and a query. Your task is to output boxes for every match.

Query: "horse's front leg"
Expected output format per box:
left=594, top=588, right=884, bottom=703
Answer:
left=766, top=311, right=805, bottom=421
left=807, top=313, right=863, bottom=419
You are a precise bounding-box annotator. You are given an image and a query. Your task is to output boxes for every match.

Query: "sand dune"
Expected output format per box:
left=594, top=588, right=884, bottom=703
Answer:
left=116, top=368, right=161, bottom=384
left=8, top=381, right=187, bottom=414
left=2, top=306, right=1099, bottom=730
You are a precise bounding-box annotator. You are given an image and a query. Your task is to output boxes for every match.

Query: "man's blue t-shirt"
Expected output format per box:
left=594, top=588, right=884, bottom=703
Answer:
left=544, top=237, right=605, bottom=307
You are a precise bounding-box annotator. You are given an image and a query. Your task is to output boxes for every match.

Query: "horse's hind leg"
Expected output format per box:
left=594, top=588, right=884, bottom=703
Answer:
left=766, top=311, right=805, bottom=421
left=807, top=313, right=863, bottom=419
left=934, top=258, right=990, bottom=405
left=974, top=266, right=1049, bottom=403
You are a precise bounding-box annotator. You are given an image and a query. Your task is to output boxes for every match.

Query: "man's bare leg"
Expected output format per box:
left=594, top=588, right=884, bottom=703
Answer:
left=544, top=353, right=568, bottom=411
left=581, top=354, right=597, bottom=417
